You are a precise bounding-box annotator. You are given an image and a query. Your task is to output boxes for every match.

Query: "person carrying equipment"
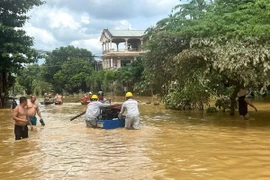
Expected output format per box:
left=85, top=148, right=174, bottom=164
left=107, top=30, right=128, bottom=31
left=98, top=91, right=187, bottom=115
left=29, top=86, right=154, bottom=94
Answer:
left=118, top=92, right=140, bottom=130
left=85, top=94, right=110, bottom=128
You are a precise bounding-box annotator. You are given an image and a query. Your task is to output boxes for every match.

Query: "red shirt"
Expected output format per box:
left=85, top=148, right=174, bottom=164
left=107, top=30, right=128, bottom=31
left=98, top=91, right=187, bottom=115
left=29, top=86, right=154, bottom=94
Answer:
left=81, top=96, right=88, bottom=102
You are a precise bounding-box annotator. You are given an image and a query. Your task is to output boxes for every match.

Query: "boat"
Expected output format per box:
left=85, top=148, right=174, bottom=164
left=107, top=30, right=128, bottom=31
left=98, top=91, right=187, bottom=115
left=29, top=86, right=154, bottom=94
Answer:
left=97, top=117, right=125, bottom=129
left=81, top=101, right=90, bottom=105
left=96, top=104, right=125, bottom=130
left=55, top=101, right=63, bottom=105
left=3, top=97, right=18, bottom=108
left=40, top=101, right=54, bottom=105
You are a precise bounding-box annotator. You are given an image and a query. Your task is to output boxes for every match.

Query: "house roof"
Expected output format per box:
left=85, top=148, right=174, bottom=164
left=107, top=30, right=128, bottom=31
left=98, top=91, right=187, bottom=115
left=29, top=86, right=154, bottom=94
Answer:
left=108, top=29, right=145, bottom=37
left=100, top=29, right=145, bottom=42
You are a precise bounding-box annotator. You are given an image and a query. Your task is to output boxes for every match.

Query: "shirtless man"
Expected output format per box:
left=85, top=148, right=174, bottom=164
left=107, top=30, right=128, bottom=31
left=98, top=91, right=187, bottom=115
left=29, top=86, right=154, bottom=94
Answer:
left=44, top=93, right=49, bottom=102
left=27, top=96, right=44, bottom=125
left=13, top=97, right=33, bottom=140
left=55, top=93, right=63, bottom=104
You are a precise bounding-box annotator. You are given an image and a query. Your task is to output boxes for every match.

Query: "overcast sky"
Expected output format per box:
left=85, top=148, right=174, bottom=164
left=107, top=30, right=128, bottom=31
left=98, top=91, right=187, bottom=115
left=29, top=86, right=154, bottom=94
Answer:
left=23, top=0, right=180, bottom=56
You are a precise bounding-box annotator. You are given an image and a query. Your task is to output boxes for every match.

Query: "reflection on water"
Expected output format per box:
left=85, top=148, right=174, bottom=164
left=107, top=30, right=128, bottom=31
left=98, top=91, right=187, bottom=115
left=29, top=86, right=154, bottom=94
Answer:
left=0, top=96, right=270, bottom=179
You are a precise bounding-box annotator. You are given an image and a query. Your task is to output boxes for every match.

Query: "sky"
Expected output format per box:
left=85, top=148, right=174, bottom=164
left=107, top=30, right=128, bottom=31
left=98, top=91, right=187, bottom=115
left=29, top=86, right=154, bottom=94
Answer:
left=23, top=0, right=180, bottom=57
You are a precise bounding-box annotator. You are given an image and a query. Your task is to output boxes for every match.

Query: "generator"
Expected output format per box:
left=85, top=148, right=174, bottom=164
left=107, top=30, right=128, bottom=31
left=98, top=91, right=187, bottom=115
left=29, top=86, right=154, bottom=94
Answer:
left=100, top=104, right=122, bottom=120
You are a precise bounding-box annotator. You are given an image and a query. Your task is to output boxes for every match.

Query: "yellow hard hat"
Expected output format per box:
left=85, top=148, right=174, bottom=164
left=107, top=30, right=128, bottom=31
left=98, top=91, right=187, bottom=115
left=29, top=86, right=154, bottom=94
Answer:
left=91, top=95, right=98, bottom=99
left=126, top=92, right=133, bottom=97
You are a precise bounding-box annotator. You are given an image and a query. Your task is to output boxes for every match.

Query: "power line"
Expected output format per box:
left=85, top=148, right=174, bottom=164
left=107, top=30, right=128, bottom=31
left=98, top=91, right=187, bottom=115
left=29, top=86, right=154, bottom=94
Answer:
left=36, top=49, right=102, bottom=58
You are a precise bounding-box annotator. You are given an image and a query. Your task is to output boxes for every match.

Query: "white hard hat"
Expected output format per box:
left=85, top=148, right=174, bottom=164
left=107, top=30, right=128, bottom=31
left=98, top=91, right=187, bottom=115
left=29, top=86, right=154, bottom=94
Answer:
left=89, top=92, right=92, bottom=94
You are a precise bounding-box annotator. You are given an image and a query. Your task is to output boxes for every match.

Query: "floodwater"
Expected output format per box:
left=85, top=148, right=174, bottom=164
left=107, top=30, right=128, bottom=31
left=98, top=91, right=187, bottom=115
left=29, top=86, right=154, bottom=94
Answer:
left=1, top=96, right=270, bottom=180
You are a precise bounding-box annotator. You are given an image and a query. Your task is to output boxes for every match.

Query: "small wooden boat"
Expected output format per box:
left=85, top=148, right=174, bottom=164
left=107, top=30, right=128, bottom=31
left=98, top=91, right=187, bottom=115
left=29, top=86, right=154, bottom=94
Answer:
left=40, top=101, right=54, bottom=105
left=55, top=101, right=63, bottom=105
left=81, top=101, right=90, bottom=105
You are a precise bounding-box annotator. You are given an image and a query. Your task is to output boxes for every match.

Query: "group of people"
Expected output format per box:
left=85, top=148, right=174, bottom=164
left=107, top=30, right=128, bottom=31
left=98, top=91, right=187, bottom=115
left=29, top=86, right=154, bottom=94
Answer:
left=12, top=91, right=140, bottom=140
left=44, top=93, right=63, bottom=104
left=11, top=88, right=257, bottom=140
left=12, top=96, right=44, bottom=140
left=81, top=91, right=111, bottom=104
left=85, top=91, right=140, bottom=130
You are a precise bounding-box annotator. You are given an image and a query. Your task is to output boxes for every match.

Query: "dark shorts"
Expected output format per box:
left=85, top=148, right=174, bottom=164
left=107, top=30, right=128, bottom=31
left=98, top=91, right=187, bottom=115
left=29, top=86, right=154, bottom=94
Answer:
left=29, top=116, right=37, bottom=125
left=14, top=125, right=28, bottom=140
left=239, top=109, right=248, bottom=116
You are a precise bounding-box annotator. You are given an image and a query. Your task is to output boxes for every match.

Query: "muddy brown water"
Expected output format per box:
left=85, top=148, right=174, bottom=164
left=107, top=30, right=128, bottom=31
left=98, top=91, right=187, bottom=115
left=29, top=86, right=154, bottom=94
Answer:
left=0, top=96, right=270, bottom=180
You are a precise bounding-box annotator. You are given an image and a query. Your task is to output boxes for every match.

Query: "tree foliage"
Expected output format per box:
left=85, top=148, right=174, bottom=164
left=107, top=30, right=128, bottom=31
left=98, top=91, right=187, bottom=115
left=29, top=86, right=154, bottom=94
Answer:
left=16, top=64, right=52, bottom=95
left=0, top=0, right=43, bottom=107
left=43, top=46, right=95, bottom=93
left=85, top=59, right=145, bottom=95
left=15, top=46, right=145, bottom=96
left=142, top=0, right=270, bottom=114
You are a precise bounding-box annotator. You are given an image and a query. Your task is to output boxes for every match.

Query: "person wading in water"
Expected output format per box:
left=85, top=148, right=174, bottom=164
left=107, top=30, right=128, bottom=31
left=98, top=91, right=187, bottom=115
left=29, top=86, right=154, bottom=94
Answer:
left=13, top=97, right=33, bottom=140
left=27, top=96, right=45, bottom=126
left=238, top=88, right=258, bottom=120
left=118, top=92, right=140, bottom=130
left=85, top=94, right=110, bottom=128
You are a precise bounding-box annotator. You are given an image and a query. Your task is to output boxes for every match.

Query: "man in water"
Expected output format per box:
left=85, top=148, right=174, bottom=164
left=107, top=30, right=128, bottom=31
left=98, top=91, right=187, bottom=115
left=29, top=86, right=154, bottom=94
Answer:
left=85, top=94, right=110, bottom=128
left=81, top=94, right=89, bottom=103
left=55, top=93, right=63, bottom=104
left=238, top=88, right=258, bottom=120
left=88, top=92, right=92, bottom=100
left=44, top=93, right=48, bottom=101
left=97, top=91, right=110, bottom=103
left=10, top=97, right=17, bottom=113
left=13, top=97, right=33, bottom=140
left=118, top=92, right=140, bottom=130
left=27, top=96, right=44, bottom=126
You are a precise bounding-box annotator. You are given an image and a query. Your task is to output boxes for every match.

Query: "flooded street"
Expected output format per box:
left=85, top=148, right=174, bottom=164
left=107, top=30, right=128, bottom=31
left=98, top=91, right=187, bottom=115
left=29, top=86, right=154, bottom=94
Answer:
left=1, top=96, right=270, bottom=180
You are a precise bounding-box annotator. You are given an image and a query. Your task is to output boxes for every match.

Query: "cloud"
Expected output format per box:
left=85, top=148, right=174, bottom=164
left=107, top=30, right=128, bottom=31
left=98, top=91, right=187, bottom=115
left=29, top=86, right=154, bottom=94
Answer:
left=48, top=10, right=80, bottom=30
left=70, top=38, right=101, bottom=56
left=114, top=20, right=133, bottom=30
left=24, top=0, right=180, bottom=53
left=45, top=0, right=179, bottom=20
left=23, top=23, right=57, bottom=50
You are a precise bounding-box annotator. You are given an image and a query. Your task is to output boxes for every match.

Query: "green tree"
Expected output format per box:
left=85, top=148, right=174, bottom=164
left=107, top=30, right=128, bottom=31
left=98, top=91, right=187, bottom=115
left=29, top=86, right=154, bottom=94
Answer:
left=85, top=59, right=145, bottom=95
left=0, top=0, right=43, bottom=107
left=143, top=0, right=270, bottom=115
left=142, top=31, right=188, bottom=96
left=85, top=70, right=105, bottom=93
left=173, top=0, right=270, bottom=114
left=43, top=46, right=95, bottom=93
left=53, top=58, right=93, bottom=93
left=16, top=64, right=40, bottom=95
left=115, top=59, right=144, bottom=94
left=16, top=64, right=52, bottom=95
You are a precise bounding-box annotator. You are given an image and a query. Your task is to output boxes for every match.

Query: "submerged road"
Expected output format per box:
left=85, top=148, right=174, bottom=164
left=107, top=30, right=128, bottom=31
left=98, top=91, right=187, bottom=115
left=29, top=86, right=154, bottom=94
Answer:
left=1, top=96, right=270, bottom=179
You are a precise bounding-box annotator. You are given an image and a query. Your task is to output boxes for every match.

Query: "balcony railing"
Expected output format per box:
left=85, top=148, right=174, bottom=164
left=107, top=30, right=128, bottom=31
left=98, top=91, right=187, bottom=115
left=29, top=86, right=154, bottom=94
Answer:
left=103, top=48, right=142, bottom=54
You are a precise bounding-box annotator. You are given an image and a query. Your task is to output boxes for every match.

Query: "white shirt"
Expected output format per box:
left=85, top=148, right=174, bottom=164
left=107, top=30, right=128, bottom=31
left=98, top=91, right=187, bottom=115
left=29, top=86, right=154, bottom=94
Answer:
left=119, top=98, right=140, bottom=117
left=85, top=101, right=109, bottom=119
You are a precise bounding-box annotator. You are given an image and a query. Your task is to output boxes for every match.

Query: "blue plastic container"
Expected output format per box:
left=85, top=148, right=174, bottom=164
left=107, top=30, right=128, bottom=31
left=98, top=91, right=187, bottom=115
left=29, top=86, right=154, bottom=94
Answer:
left=97, top=117, right=125, bottom=130
left=118, top=117, right=125, bottom=127
left=103, top=119, right=120, bottom=129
